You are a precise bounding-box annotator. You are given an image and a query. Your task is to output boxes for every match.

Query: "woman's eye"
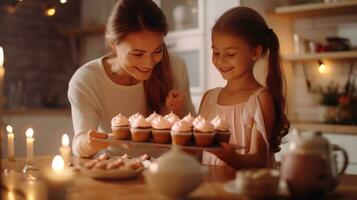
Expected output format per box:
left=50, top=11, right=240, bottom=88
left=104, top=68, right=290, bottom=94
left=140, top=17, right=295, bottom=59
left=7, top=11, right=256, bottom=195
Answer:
left=132, top=54, right=143, bottom=57
left=226, top=53, right=236, bottom=57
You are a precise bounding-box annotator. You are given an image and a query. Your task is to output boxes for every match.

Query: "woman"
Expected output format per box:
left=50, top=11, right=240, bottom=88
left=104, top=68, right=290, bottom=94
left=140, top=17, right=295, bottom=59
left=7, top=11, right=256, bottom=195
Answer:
left=68, top=0, right=195, bottom=158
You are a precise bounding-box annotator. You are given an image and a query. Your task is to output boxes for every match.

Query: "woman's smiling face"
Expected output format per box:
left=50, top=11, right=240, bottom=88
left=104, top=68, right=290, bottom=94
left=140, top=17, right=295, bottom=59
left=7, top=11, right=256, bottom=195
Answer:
left=114, top=30, right=165, bottom=81
left=211, top=31, right=259, bottom=81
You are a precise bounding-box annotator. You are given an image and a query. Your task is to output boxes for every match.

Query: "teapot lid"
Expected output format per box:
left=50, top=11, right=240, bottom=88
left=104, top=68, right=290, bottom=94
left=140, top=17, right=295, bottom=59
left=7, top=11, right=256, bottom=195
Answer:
left=289, top=129, right=330, bottom=154
left=148, top=146, right=204, bottom=175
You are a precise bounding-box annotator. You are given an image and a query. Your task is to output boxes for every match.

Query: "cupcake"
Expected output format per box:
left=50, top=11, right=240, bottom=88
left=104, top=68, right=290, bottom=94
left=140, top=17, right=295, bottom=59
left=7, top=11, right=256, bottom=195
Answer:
left=151, top=116, right=171, bottom=144
left=146, top=111, right=161, bottom=123
left=192, top=115, right=203, bottom=127
left=129, top=112, right=141, bottom=125
left=164, top=111, right=180, bottom=125
left=130, top=115, right=152, bottom=142
left=211, top=115, right=231, bottom=144
left=193, top=119, right=215, bottom=147
left=111, top=113, right=130, bottom=140
left=170, top=120, right=192, bottom=145
left=182, top=112, right=195, bottom=127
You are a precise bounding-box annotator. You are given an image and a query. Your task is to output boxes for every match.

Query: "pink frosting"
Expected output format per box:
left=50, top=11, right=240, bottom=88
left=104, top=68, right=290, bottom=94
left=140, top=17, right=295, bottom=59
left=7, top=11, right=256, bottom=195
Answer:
left=163, top=111, right=180, bottom=125
left=146, top=111, right=161, bottom=123
left=211, top=115, right=229, bottom=132
left=111, top=113, right=129, bottom=127
left=194, top=119, right=214, bottom=132
left=131, top=115, right=151, bottom=128
left=129, top=113, right=141, bottom=124
left=182, top=112, right=195, bottom=126
left=171, top=120, right=192, bottom=132
left=192, top=115, right=203, bottom=126
left=151, top=116, right=171, bottom=130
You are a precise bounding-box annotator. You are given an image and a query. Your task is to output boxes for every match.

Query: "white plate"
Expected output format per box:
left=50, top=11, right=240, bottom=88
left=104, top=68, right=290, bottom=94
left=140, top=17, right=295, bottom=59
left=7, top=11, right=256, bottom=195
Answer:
left=224, top=180, right=289, bottom=197
left=79, top=157, right=153, bottom=179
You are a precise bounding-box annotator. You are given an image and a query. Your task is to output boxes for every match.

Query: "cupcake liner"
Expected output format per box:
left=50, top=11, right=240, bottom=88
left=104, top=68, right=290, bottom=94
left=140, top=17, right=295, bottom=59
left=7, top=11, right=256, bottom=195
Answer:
left=112, top=126, right=130, bottom=140
left=130, top=128, right=151, bottom=142
left=152, top=129, right=171, bottom=144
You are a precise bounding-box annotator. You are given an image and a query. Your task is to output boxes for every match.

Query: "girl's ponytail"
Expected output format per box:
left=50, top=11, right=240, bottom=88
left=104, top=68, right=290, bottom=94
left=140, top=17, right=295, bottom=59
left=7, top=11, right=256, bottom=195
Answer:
left=266, top=30, right=290, bottom=152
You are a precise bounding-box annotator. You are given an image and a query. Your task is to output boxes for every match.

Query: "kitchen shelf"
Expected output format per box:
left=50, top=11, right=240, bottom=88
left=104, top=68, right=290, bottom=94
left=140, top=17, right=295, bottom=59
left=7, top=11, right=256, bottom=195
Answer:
left=275, top=0, right=357, bottom=17
left=291, top=122, right=357, bottom=135
left=282, top=50, right=357, bottom=62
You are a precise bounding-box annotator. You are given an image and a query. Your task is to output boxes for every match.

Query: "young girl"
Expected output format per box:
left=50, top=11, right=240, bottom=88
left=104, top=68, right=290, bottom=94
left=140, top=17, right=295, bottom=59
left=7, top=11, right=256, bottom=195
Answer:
left=200, top=7, right=290, bottom=169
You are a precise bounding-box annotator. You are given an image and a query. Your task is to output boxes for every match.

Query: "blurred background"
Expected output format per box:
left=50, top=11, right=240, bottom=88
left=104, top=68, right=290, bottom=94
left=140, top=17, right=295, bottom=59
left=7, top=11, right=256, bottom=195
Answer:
left=0, top=0, right=356, bottom=173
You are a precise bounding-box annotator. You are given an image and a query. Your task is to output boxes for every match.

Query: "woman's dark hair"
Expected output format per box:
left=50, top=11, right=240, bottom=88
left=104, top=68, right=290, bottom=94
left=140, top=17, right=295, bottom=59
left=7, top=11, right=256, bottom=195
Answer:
left=213, top=7, right=290, bottom=152
left=105, top=0, right=173, bottom=114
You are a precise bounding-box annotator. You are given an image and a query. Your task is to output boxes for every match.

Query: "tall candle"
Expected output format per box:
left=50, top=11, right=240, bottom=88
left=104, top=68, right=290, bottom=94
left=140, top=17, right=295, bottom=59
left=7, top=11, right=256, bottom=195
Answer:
left=25, top=128, right=34, bottom=162
left=59, top=133, right=71, bottom=167
left=0, top=46, right=5, bottom=98
left=6, top=125, right=15, bottom=160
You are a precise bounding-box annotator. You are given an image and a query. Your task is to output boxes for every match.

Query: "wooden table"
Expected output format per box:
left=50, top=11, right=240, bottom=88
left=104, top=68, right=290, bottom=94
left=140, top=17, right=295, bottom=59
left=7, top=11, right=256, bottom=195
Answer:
left=1, top=156, right=357, bottom=200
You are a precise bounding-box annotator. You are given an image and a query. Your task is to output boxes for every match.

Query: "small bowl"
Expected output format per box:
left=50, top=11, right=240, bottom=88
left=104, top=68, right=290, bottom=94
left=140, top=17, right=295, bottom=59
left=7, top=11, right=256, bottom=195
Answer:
left=143, top=167, right=207, bottom=198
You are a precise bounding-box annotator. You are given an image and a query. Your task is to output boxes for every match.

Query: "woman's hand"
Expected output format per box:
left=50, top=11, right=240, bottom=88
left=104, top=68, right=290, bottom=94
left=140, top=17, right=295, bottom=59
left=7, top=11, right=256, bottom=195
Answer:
left=165, top=90, right=185, bottom=114
left=87, top=130, right=109, bottom=151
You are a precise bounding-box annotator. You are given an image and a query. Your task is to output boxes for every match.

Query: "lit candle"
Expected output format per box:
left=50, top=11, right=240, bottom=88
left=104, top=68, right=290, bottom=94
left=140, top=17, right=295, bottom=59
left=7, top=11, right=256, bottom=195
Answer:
left=44, top=155, right=72, bottom=200
left=25, top=128, right=34, bottom=162
left=0, top=46, right=5, bottom=98
left=59, top=133, right=71, bottom=167
left=6, top=125, right=15, bottom=161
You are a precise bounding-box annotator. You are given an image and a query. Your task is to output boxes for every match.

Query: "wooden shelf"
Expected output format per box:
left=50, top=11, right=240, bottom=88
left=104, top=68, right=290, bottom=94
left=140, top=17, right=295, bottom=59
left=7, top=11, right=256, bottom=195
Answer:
left=275, top=0, right=357, bottom=17
left=282, top=50, right=357, bottom=62
left=292, top=122, right=357, bottom=135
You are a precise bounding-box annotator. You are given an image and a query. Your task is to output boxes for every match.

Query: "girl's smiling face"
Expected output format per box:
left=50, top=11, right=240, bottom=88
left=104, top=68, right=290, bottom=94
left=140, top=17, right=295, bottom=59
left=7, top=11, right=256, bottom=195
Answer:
left=211, top=31, right=261, bottom=81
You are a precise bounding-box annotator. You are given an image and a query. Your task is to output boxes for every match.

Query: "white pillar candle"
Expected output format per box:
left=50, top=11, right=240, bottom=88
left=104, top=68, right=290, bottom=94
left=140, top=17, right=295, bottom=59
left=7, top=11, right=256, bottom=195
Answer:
left=0, top=47, right=5, bottom=98
left=59, top=133, right=71, bottom=167
left=6, top=125, right=15, bottom=160
left=25, top=128, right=34, bottom=162
left=44, top=155, right=72, bottom=200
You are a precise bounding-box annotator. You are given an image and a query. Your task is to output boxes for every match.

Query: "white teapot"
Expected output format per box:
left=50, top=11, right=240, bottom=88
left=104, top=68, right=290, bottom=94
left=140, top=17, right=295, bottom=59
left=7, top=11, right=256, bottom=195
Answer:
left=143, top=147, right=208, bottom=198
left=281, top=129, right=349, bottom=196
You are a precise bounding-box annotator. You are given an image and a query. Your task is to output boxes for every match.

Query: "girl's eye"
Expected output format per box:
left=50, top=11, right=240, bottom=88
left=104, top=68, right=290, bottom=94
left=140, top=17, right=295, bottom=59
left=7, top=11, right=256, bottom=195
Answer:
left=226, top=54, right=236, bottom=57
left=213, top=52, right=219, bottom=55
left=153, top=49, right=163, bottom=54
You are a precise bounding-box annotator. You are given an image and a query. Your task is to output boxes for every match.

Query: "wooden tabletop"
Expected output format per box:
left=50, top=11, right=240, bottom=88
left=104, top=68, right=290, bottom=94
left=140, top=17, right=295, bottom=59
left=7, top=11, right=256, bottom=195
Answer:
left=1, top=156, right=357, bottom=200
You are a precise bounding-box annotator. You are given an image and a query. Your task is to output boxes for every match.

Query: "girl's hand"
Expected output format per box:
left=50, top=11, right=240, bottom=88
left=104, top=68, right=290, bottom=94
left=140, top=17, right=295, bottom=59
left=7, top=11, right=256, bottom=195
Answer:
left=165, top=90, right=185, bottom=113
left=210, top=143, right=237, bottom=162
left=87, top=130, right=109, bottom=151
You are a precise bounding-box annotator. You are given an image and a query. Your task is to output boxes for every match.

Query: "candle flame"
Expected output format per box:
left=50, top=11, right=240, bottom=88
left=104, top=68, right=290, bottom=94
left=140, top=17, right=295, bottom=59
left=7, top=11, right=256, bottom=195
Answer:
left=51, top=155, right=64, bottom=173
left=62, top=134, right=69, bottom=146
left=45, top=7, right=56, bottom=16
left=6, top=125, right=13, bottom=133
left=318, top=63, right=327, bottom=74
left=0, top=46, right=4, bottom=66
left=26, top=128, right=34, bottom=138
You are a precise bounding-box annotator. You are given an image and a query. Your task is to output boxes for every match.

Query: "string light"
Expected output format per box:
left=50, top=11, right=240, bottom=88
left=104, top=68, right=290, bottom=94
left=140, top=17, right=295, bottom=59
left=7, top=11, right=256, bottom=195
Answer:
left=318, top=60, right=327, bottom=74
left=60, top=0, right=67, bottom=4
left=45, top=6, right=56, bottom=17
